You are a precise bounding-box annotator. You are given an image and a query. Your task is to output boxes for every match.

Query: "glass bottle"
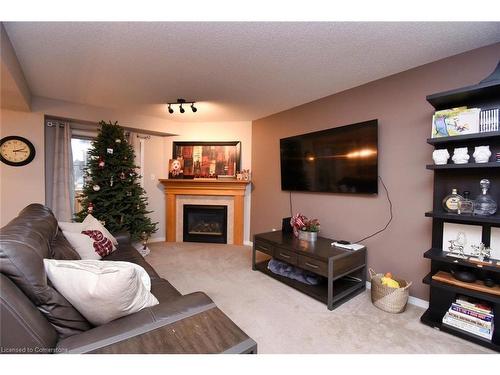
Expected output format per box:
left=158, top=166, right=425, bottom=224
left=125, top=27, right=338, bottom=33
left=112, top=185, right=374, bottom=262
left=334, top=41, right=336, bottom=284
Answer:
left=473, top=179, right=497, bottom=216
left=442, top=188, right=463, bottom=213
left=457, top=191, right=474, bottom=215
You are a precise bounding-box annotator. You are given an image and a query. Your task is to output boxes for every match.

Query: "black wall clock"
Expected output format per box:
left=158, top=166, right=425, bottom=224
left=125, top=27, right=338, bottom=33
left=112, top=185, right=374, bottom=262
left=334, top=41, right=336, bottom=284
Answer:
left=0, top=136, right=36, bottom=167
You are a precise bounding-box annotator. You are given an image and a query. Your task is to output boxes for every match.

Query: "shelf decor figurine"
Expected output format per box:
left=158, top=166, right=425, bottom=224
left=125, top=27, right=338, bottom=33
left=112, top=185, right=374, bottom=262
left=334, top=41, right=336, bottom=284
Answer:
left=473, top=145, right=492, bottom=163
left=432, top=149, right=450, bottom=165
left=473, top=179, right=497, bottom=216
left=451, top=147, right=470, bottom=164
left=471, top=242, right=491, bottom=262
left=447, top=231, right=467, bottom=259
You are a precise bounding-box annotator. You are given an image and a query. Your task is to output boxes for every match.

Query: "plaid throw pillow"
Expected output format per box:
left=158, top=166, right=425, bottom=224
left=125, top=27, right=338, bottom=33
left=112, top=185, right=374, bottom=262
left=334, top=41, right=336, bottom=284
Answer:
left=81, top=230, right=114, bottom=257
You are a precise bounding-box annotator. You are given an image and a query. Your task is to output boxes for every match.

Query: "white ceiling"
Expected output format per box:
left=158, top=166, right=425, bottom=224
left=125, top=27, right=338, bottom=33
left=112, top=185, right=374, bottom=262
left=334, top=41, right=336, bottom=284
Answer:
left=4, top=22, right=500, bottom=122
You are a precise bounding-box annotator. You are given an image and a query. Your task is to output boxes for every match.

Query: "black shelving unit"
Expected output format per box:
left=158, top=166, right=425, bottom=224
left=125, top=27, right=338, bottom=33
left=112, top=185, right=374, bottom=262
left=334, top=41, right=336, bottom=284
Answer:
left=426, top=162, right=500, bottom=170
left=422, top=62, right=500, bottom=352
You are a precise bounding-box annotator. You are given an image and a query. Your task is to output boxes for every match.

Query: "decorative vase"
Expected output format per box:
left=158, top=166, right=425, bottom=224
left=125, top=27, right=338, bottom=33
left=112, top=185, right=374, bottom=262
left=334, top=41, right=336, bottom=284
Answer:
left=298, top=230, right=318, bottom=242
left=473, top=179, right=497, bottom=216
left=451, top=147, right=470, bottom=164
left=432, top=149, right=450, bottom=165
left=473, top=145, right=491, bottom=163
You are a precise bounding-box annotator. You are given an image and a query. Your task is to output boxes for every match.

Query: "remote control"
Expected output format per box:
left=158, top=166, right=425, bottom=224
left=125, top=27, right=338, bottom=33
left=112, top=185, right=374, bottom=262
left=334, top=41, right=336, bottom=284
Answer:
left=336, top=240, right=351, bottom=245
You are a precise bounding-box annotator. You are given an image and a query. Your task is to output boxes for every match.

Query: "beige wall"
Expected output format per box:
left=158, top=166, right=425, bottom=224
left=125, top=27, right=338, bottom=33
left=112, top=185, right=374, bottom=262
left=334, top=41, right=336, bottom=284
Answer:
left=1, top=23, right=31, bottom=111
left=0, top=97, right=252, bottom=242
left=0, top=109, right=44, bottom=225
left=251, top=43, right=500, bottom=300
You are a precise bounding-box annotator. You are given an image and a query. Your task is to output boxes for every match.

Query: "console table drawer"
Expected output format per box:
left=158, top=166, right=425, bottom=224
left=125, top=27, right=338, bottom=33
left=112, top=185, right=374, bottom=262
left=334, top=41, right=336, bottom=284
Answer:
left=274, top=248, right=297, bottom=265
left=298, top=255, right=328, bottom=277
left=332, top=250, right=365, bottom=277
left=254, top=240, right=274, bottom=256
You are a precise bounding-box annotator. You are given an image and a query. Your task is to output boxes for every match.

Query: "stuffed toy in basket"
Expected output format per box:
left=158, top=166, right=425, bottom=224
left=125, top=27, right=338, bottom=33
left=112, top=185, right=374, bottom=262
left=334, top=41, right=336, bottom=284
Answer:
left=369, top=268, right=412, bottom=313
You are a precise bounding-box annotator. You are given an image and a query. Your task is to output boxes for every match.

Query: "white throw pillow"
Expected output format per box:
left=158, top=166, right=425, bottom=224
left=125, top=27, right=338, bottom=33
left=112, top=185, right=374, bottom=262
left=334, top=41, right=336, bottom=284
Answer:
left=63, top=231, right=103, bottom=260
left=59, top=215, right=117, bottom=253
left=82, top=214, right=118, bottom=246
left=43, top=259, right=159, bottom=326
left=58, top=221, right=85, bottom=233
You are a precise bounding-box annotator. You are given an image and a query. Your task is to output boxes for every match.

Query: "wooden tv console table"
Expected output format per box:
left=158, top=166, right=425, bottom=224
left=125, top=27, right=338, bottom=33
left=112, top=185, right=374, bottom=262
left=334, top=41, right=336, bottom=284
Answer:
left=252, top=231, right=367, bottom=310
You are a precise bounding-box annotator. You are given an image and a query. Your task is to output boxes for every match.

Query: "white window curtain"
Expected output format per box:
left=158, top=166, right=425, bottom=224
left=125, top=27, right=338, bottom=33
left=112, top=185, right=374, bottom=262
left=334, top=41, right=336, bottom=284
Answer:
left=125, top=131, right=146, bottom=188
left=45, top=121, right=74, bottom=221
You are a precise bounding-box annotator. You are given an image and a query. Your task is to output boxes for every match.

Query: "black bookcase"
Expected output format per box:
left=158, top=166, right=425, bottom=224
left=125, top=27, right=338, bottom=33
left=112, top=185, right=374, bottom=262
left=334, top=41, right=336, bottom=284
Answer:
left=421, top=62, right=500, bottom=352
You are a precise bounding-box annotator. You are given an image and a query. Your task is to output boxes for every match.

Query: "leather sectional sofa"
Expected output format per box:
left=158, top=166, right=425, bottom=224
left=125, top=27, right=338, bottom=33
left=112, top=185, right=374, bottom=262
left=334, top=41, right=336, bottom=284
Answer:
left=0, top=204, right=256, bottom=354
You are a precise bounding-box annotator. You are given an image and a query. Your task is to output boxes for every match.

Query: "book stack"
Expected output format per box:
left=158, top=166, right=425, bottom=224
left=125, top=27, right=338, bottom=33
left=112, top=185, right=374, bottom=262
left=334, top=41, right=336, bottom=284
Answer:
left=480, top=108, right=500, bottom=132
left=442, top=296, right=494, bottom=340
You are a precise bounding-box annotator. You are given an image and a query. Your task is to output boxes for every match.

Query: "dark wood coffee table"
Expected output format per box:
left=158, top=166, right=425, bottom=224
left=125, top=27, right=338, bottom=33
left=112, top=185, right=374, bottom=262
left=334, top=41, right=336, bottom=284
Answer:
left=252, top=231, right=367, bottom=310
left=88, top=306, right=257, bottom=354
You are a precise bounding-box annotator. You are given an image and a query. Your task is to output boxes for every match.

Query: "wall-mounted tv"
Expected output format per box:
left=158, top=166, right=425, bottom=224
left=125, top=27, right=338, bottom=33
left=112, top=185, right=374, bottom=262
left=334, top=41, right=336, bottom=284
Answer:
left=280, top=120, right=378, bottom=194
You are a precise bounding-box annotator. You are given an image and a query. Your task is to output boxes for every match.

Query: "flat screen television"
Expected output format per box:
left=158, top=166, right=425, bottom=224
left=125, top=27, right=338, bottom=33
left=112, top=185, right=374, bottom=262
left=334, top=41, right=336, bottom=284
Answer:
left=280, top=120, right=378, bottom=194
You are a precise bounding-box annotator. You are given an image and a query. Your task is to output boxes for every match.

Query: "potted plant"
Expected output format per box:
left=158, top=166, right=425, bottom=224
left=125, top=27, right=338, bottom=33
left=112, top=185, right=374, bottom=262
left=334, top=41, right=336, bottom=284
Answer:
left=291, top=213, right=320, bottom=241
left=299, top=218, right=320, bottom=241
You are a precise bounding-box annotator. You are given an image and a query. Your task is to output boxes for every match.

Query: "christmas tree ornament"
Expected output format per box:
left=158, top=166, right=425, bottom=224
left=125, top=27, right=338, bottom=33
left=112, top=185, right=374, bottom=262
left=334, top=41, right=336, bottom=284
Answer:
left=93, top=184, right=101, bottom=191
left=107, top=148, right=114, bottom=154
left=88, top=202, right=94, bottom=213
left=127, top=191, right=132, bottom=196
left=115, top=139, right=122, bottom=143
left=120, top=171, right=126, bottom=180
left=98, top=157, right=105, bottom=168
left=110, top=176, right=114, bottom=187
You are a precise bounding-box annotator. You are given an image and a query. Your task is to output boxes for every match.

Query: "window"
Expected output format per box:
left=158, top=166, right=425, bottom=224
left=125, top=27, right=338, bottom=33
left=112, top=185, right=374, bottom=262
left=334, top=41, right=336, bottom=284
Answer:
left=71, top=138, right=93, bottom=191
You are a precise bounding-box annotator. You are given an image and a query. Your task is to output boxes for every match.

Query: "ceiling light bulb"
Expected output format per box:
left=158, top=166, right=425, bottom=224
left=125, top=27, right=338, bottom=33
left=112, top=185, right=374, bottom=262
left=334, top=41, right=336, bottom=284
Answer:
left=191, top=104, right=197, bottom=113
left=168, top=104, right=174, bottom=114
left=179, top=104, right=185, bottom=114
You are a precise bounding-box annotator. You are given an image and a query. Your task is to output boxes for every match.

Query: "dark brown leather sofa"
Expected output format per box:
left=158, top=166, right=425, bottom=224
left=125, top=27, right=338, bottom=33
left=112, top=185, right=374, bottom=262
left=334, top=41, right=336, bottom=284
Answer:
left=0, top=204, right=256, bottom=354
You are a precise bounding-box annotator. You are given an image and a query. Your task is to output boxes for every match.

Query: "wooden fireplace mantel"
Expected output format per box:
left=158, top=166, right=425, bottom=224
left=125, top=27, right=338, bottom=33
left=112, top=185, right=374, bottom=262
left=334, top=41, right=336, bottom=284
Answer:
left=159, top=179, right=250, bottom=245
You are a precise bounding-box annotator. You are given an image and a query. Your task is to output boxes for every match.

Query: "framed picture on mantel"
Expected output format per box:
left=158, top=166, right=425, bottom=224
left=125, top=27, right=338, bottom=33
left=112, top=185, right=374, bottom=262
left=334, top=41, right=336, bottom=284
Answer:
left=172, top=141, right=241, bottom=178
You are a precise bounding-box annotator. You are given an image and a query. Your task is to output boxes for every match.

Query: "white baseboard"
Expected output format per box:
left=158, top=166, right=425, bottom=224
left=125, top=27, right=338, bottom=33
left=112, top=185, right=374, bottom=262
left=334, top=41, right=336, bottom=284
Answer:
left=365, top=281, right=428, bottom=309
left=148, top=237, right=166, bottom=243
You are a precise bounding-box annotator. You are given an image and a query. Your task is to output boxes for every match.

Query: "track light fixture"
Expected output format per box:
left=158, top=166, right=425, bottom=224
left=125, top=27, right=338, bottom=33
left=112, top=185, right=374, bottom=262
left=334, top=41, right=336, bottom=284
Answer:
left=167, top=98, right=197, bottom=114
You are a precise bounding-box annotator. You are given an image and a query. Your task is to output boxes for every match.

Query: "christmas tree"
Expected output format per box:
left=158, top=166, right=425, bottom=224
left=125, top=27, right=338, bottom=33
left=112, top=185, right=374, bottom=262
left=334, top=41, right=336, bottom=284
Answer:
left=75, top=121, right=157, bottom=241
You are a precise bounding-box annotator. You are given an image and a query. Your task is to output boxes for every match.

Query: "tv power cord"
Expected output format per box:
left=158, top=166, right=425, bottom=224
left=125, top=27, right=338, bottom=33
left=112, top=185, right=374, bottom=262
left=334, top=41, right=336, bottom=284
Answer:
left=288, top=175, right=393, bottom=244
left=353, top=175, right=393, bottom=244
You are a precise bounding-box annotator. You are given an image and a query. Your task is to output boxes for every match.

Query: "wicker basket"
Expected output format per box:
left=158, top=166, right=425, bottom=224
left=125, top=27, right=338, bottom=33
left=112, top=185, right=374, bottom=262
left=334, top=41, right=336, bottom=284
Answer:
left=369, top=268, right=412, bottom=314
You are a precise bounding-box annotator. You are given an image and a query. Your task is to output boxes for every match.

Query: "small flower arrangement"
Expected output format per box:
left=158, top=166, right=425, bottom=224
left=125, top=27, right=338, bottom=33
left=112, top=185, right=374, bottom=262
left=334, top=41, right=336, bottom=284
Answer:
left=290, top=213, right=320, bottom=237
left=303, top=218, right=320, bottom=232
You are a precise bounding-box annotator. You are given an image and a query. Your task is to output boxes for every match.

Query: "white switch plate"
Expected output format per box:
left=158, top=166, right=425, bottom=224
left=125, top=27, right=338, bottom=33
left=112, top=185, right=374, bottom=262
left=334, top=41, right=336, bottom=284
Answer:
left=150, top=174, right=155, bottom=180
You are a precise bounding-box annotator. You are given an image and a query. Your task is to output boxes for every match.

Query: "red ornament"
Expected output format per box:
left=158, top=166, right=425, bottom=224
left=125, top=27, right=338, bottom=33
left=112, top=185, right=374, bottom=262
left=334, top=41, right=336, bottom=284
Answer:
left=88, top=202, right=94, bottom=213
left=98, top=157, right=105, bottom=168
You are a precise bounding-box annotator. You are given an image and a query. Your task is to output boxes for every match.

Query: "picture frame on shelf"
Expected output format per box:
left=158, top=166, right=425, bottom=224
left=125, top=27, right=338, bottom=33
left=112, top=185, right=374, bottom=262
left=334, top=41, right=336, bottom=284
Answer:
left=442, top=223, right=482, bottom=256
left=168, top=157, right=184, bottom=179
left=431, top=107, right=480, bottom=138
left=488, top=227, right=500, bottom=260
left=172, top=141, right=241, bottom=178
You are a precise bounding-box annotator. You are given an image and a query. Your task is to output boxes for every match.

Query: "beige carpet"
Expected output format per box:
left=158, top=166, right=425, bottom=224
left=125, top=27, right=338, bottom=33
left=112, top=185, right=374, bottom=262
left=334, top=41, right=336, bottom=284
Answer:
left=147, top=242, right=494, bottom=354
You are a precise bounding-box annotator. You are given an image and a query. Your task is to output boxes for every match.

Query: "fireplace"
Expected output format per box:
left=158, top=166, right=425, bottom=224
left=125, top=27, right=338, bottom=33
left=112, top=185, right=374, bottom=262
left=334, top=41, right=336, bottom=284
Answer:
left=183, top=205, right=228, bottom=244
